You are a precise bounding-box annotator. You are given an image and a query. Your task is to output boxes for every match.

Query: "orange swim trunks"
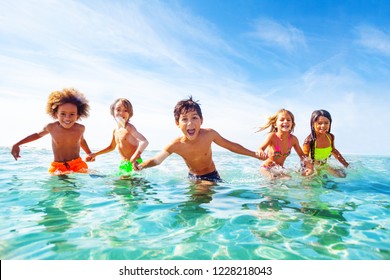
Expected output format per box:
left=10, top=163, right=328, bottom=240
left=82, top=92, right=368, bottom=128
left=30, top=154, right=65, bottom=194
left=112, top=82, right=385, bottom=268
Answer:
left=48, top=157, right=88, bottom=174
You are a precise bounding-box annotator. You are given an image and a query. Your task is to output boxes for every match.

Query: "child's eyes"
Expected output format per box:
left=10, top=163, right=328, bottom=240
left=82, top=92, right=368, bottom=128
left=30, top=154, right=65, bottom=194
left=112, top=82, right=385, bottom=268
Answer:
left=180, top=114, right=200, bottom=122
left=60, top=112, right=76, bottom=116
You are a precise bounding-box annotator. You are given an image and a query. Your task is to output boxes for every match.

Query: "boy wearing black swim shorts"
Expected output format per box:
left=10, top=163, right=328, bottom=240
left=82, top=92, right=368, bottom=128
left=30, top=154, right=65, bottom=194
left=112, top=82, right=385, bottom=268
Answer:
left=135, top=96, right=266, bottom=183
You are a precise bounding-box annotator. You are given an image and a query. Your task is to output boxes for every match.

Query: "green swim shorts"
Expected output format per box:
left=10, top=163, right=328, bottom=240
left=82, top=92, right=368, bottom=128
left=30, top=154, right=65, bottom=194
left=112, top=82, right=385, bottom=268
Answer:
left=118, top=158, right=142, bottom=176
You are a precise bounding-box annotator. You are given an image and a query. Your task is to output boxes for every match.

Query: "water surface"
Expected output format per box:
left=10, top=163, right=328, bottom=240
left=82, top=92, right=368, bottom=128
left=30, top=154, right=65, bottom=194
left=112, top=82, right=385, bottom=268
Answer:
left=1, top=146, right=389, bottom=260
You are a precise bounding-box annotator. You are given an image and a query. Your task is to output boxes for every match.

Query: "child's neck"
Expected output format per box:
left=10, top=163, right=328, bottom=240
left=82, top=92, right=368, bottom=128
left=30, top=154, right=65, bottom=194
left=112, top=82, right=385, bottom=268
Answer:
left=117, top=123, right=128, bottom=129
left=316, top=132, right=327, bottom=139
left=276, top=131, right=290, bottom=139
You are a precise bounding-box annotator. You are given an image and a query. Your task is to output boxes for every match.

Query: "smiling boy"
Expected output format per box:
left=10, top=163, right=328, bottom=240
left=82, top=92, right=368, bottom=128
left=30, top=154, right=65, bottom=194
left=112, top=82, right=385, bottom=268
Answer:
left=11, top=88, right=92, bottom=174
left=86, top=98, right=149, bottom=177
left=135, top=96, right=265, bottom=182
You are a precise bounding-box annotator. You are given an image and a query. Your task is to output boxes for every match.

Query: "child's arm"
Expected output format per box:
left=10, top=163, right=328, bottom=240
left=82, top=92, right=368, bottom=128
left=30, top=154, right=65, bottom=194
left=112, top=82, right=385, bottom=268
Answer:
left=330, top=134, right=349, bottom=167
left=332, top=149, right=349, bottom=168
left=86, top=133, right=116, bottom=162
left=80, top=135, right=93, bottom=160
left=135, top=150, right=171, bottom=171
left=302, top=136, right=311, bottom=157
left=135, top=137, right=182, bottom=171
left=129, top=126, right=149, bottom=164
left=255, top=134, right=272, bottom=160
left=213, top=130, right=267, bottom=160
left=11, top=127, right=49, bottom=160
left=293, top=136, right=313, bottom=176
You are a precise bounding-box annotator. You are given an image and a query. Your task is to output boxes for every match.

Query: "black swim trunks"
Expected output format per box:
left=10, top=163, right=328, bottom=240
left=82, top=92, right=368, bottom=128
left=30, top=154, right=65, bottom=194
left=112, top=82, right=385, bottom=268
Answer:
left=188, top=170, right=223, bottom=183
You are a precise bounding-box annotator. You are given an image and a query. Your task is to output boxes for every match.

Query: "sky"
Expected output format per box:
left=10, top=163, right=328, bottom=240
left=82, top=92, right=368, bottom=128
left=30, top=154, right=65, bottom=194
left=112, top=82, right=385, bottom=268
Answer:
left=1, top=0, right=390, bottom=156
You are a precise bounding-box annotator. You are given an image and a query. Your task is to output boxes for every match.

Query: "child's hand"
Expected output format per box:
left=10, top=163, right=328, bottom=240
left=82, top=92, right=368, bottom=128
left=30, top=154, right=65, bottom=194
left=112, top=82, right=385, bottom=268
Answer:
left=11, top=145, right=21, bottom=160
left=133, top=161, right=142, bottom=171
left=301, top=157, right=313, bottom=176
left=85, top=153, right=96, bottom=162
left=256, top=149, right=268, bottom=160
left=303, top=168, right=314, bottom=176
left=130, top=151, right=142, bottom=165
left=131, top=152, right=143, bottom=170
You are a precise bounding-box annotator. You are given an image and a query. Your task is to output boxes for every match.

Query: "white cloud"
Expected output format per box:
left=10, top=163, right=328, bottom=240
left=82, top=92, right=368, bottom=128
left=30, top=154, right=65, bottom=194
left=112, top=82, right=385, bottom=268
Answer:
left=249, top=18, right=307, bottom=52
left=355, top=25, right=390, bottom=56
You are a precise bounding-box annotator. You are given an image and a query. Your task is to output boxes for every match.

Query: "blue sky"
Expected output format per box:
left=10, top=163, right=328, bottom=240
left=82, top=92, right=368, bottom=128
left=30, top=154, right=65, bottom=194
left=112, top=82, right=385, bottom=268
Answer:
left=1, top=0, right=390, bottom=156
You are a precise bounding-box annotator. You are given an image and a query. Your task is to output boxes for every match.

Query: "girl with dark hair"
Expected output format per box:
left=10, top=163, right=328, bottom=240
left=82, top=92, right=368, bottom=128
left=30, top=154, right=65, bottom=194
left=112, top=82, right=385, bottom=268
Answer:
left=303, top=109, right=349, bottom=177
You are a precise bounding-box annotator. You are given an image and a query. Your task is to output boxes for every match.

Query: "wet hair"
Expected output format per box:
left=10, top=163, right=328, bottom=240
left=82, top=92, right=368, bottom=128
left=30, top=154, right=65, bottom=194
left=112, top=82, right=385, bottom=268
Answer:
left=306, top=109, right=332, bottom=161
left=258, top=108, right=295, bottom=133
left=173, top=96, right=202, bottom=122
left=110, top=98, right=133, bottom=119
left=46, top=88, right=89, bottom=119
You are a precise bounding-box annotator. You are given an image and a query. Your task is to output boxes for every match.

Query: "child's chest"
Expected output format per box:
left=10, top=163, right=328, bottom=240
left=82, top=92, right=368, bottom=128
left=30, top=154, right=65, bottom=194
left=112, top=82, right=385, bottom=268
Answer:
left=114, top=128, right=130, bottom=140
left=51, top=126, right=82, bottom=144
left=315, top=134, right=331, bottom=148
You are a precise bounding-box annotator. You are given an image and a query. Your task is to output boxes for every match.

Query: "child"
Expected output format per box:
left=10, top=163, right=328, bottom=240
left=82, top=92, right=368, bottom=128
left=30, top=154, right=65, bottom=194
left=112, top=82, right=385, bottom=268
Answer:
left=134, top=96, right=265, bottom=183
left=302, top=109, right=349, bottom=177
left=86, top=98, right=149, bottom=177
left=11, top=88, right=92, bottom=174
left=256, top=109, right=313, bottom=179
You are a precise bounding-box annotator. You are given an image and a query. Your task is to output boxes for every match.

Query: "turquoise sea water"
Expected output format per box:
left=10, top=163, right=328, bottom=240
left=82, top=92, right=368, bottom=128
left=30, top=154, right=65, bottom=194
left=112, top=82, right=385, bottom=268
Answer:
left=1, top=146, right=389, bottom=260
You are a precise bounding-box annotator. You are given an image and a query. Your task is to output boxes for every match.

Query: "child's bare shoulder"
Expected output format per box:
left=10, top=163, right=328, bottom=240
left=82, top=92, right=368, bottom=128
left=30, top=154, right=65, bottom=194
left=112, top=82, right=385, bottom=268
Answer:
left=164, top=136, right=184, bottom=152
left=265, top=132, right=276, bottom=141
left=303, top=134, right=312, bottom=144
left=125, top=123, right=136, bottom=130
left=291, top=134, right=299, bottom=141
left=45, top=121, right=60, bottom=131
left=327, top=132, right=335, bottom=140
left=172, top=135, right=185, bottom=144
left=201, top=127, right=218, bottom=136
left=290, top=134, right=300, bottom=144
left=72, top=122, right=85, bottom=131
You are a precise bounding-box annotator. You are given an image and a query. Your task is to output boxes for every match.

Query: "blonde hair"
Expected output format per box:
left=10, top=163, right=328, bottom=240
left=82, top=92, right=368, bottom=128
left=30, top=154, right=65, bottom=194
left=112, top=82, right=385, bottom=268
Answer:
left=258, top=109, right=295, bottom=133
left=46, top=88, right=89, bottom=119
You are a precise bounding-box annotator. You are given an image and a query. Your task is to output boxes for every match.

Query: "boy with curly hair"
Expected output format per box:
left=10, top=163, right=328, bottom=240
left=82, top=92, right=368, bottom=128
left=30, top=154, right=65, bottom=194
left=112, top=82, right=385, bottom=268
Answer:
left=11, top=88, right=93, bottom=174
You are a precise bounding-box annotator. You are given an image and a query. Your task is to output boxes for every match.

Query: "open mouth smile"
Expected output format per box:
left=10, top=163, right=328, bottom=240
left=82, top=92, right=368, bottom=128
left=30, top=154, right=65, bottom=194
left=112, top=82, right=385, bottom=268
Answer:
left=187, top=129, right=196, bottom=136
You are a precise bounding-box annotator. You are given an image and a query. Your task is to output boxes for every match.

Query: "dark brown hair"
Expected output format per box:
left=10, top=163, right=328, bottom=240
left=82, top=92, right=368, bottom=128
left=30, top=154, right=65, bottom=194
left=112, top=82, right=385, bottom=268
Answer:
left=173, top=96, right=202, bottom=122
